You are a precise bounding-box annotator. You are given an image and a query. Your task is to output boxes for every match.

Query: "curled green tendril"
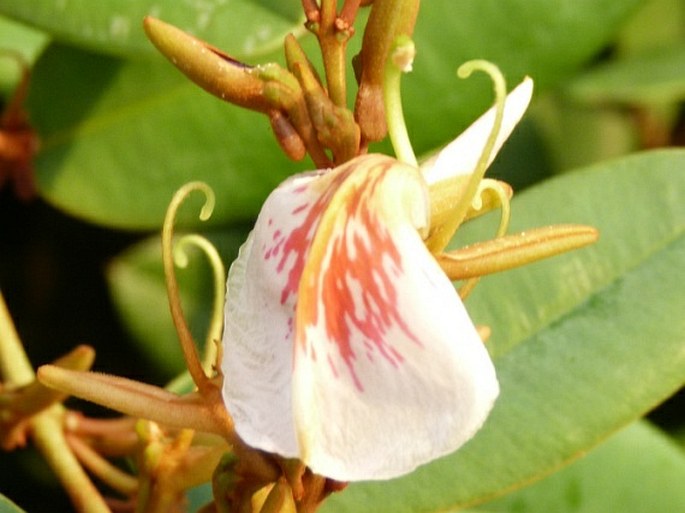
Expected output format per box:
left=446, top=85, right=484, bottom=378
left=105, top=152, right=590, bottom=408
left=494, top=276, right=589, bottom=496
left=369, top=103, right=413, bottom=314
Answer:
left=162, top=182, right=216, bottom=395
left=458, top=181, right=511, bottom=299
left=173, top=234, right=226, bottom=375
left=428, top=60, right=507, bottom=254
left=454, top=59, right=506, bottom=222
left=474, top=180, right=511, bottom=238
left=383, top=35, right=418, bottom=167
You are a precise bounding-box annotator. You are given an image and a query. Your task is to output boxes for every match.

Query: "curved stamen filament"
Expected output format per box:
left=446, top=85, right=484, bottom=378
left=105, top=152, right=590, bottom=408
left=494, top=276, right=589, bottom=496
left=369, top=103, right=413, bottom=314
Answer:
left=162, top=182, right=216, bottom=396
left=458, top=180, right=511, bottom=298
left=383, top=35, right=418, bottom=167
left=428, top=60, right=507, bottom=253
left=173, top=234, right=226, bottom=375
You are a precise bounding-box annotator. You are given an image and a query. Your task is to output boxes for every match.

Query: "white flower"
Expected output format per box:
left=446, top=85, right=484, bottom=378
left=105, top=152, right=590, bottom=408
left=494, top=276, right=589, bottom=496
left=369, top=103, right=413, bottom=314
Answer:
left=221, top=78, right=533, bottom=481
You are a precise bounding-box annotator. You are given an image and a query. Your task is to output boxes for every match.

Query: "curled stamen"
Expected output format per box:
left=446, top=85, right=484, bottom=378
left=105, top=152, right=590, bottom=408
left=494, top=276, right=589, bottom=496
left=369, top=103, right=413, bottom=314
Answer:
left=472, top=180, right=511, bottom=238
left=173, top=234, right=226, bottom=376
left=459, top=180, right=512, bottom=298
left=427, top=60, right=507, bottom=253
left=383, top=35, right=418, bottom=167
left=162, top=182, right=216, bottom=396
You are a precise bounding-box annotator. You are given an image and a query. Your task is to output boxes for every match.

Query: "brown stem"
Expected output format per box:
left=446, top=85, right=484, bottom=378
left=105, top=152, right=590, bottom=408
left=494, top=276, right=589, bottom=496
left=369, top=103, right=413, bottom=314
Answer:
left=301, top=0, right=320, bottom=23
left=354, top=0, right=420, bottom=142
left=339, top=0, right=362, bottom=27
left=161, top=183, right=215, bottom=396
left=67, top=434, right=139, bottom=495
left=65, top=413, right=139, bottom=457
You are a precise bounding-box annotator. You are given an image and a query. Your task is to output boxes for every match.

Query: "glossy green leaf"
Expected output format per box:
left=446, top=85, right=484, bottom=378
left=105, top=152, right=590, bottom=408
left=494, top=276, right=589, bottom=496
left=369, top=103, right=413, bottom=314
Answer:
left=474, top=421, right=685, bottom=513
left=29, top=43, right=304, bottom=229
left=567, top=44, right=685, bottom=105
left=402, top=0, right=643, bottom=154
left=530, top=94, right=638, bottom=173
left=0, top=0, right=304, bottom=59
left=321, top=150, right=685, bottom=512
left=107, top=229, right=247, bottom=377
left=0, top=15, right=48, bottom=93
left=27, top=0, right=641, bottom=229
left=616, top=0, right=685, bottom=55
left=0, top=496, right=26, bottom=513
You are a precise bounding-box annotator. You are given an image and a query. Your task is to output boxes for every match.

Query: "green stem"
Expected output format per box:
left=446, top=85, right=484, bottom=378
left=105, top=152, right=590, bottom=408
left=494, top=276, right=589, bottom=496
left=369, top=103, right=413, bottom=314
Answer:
left=319, top=0, right=347, bottom=107
left=1, top=292, right=109, bottom=511
left=32, top=406, right=112, bottom=513
left=383, top=36, right=417, bottom=166
left=0, top=290, right=35, bottom=386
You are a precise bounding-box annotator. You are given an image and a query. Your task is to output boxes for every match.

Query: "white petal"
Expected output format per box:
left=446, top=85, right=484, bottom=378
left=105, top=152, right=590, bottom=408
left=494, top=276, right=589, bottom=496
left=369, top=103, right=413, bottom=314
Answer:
left=221, top=169, right=342, bottom=457
left=421, top=77, right=534, bottom=185
left=292, top=157, right=499, bottom=481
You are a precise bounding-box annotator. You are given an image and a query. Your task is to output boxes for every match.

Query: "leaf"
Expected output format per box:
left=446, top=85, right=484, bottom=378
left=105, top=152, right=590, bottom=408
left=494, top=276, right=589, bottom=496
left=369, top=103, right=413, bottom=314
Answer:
left=616, top=0, right=685, bottom=55
left=26, top=0, right=641, bottom=229
left=401, top=0, right=644, bottom=155
left=530, top=94, right=638, bottom=173
left=29, top=43, right=304, bottom=229
left=0, top=495, right=26, bottom=513
left=0, top=0, right=304, bottom=59
left=0, top=15, right=49, bottom=93
left=321, top=150, right=685, bottom=512
left=567, top=44, right=685, bottom=105
left=107, top=229, right=247, bottom=377
left=475, top=421, right=685, bottom=513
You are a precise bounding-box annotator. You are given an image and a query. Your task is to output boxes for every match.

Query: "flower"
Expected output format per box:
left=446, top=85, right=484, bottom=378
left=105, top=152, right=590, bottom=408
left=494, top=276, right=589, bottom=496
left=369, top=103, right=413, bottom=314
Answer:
left=221, top=78, right=534, bottom=481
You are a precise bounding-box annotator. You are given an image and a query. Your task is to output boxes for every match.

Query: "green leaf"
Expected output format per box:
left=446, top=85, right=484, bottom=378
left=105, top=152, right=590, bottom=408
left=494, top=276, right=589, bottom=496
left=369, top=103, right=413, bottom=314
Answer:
left=0, top=495, right=26, bottom=513
left=27, top=0, right=641, bottom=229
left=616, top=0, right=685, bottom=55
left=530, top=94, right=638, bottom=173
left=402, top=0, right=643, bottom=155
left=322, top=150, right=685, bottom=512
left=0, top=0, right=304, bottom=59
left=567, top=44, right=685, bottom=105
left=107, top=229, right=247, bottom=377
left=0, top=15, right=48, bottom=93
left=29, top=43, right=303, bottom=229
left=476, top=421, right=685, bottom=513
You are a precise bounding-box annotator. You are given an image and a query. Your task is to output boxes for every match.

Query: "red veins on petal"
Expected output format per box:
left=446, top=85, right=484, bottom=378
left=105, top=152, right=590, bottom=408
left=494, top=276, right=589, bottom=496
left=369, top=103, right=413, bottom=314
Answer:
left=296, top=156, right=423, bottom=390
left=263, top=172, right=343, bottom=308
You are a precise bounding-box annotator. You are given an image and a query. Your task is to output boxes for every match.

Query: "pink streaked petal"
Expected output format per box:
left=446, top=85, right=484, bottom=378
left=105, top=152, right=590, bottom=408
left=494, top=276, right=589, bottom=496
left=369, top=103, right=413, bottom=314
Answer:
left=221, top=168, right=346, bottom=457
left=421, top=77, right=534, bottom=185
left=292, top=156, right=498, bottom=480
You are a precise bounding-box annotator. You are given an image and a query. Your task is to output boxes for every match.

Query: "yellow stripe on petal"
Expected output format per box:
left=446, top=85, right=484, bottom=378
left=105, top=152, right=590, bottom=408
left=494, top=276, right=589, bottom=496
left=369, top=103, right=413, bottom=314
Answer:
left=291, top=155, right=498, bottom=480
left=295, top=155, right=429, bottom=389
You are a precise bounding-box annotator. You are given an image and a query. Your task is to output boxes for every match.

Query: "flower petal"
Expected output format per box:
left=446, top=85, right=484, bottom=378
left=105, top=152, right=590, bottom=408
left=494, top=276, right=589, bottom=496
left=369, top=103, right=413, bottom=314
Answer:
left=292, top=155, right=499, bottom=481
left=421, top=77, right=534, bottom=185
left=221, top=167, right=346, bottom=457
